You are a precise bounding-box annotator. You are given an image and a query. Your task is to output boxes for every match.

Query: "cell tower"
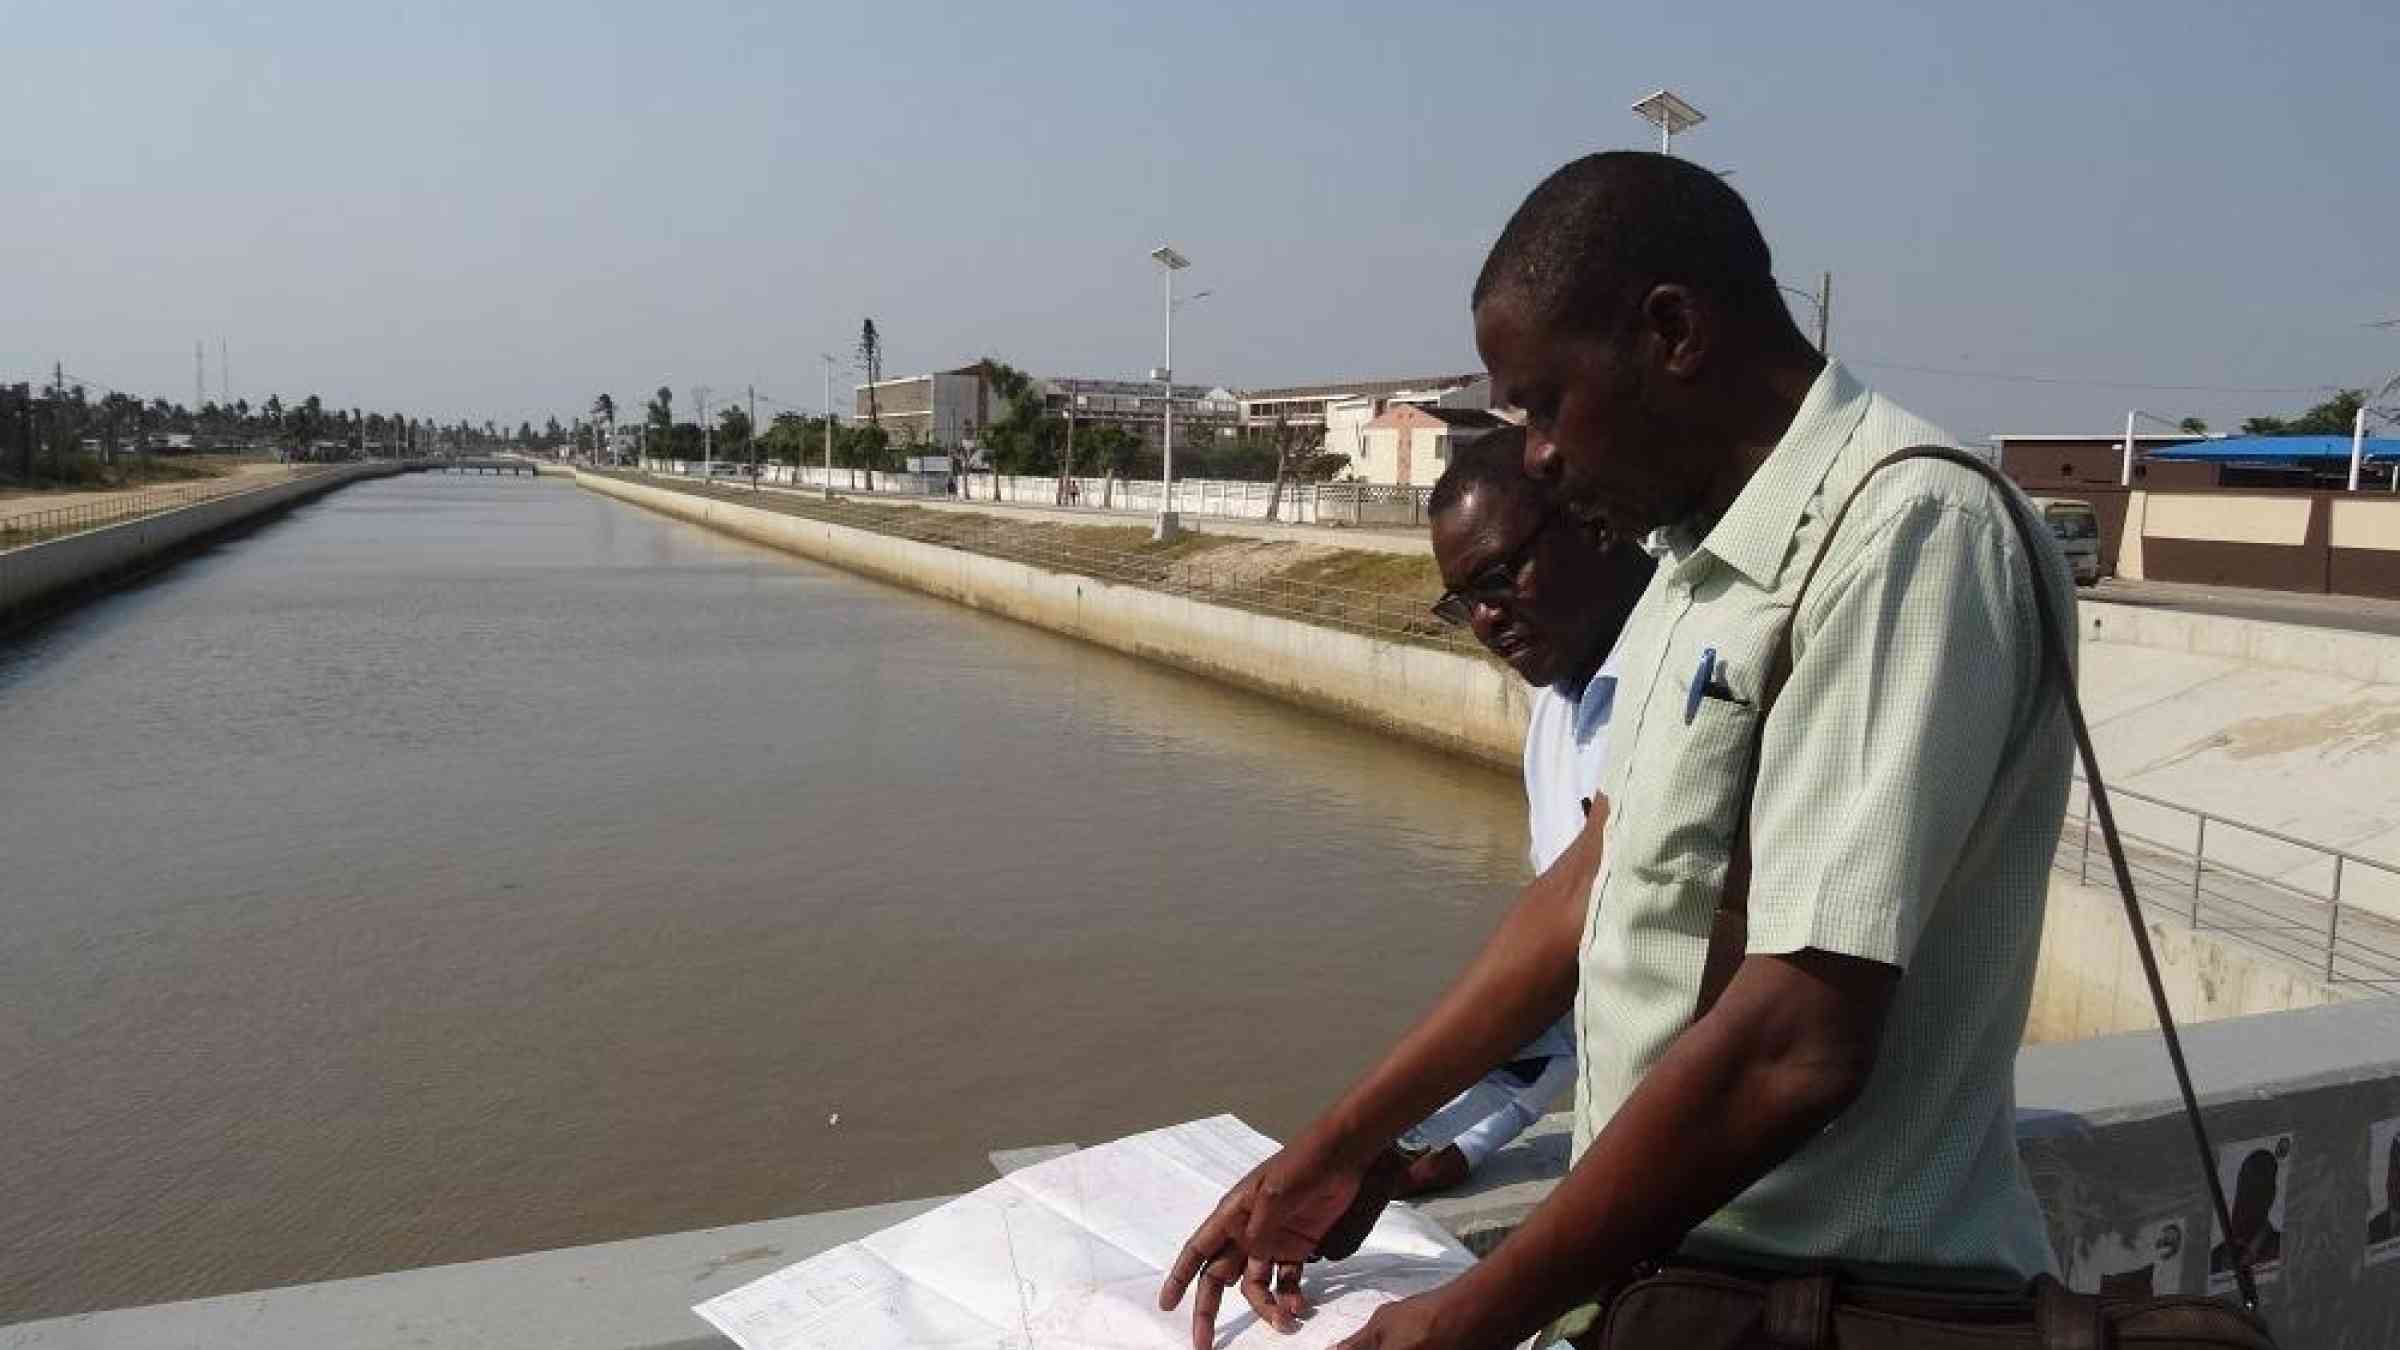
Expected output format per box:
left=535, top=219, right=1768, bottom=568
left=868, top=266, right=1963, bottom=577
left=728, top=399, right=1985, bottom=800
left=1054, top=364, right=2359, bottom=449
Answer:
left=858, top=319, right=882, bottom=428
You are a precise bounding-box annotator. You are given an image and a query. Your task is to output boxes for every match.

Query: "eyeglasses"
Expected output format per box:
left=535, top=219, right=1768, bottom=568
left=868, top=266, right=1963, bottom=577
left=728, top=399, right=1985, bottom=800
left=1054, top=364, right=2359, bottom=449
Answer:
left=1431, top=513, right=1555, bottom=627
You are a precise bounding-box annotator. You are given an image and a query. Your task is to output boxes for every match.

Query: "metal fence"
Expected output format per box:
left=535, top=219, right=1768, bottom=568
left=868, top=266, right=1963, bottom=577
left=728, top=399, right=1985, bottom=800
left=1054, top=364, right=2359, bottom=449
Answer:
left=0, top=470, right=326, bottom=552
left=643, top=461, right=1437, bottom=530
left=608, top=471, right=1476, bottom=654
left=2058, top=778, right=2400, bottom=991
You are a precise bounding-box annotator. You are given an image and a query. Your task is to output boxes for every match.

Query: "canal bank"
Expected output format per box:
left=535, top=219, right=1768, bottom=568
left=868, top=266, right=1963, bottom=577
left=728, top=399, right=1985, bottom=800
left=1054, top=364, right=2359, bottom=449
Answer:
left=575, top=469, right=1530, bottom=767
left=0, top=463, right=401, bottom=632
left=575, top=470, right=2394, bottom=1034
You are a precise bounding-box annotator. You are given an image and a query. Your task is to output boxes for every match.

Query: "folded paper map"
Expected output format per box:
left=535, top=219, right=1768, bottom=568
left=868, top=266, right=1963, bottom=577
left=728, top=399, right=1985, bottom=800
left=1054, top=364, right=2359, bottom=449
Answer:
left=694, top=1115, right=1477, bottom=1350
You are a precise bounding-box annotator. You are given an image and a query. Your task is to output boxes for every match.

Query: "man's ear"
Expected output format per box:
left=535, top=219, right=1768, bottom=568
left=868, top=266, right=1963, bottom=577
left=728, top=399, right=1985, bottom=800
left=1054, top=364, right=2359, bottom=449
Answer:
left=1638, top=284, right=1708, bottom=379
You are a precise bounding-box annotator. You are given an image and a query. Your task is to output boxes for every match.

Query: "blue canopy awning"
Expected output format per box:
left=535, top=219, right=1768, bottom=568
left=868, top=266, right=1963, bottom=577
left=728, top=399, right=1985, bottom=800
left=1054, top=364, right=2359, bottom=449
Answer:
left=2152, top=435, right=2400, bottom=463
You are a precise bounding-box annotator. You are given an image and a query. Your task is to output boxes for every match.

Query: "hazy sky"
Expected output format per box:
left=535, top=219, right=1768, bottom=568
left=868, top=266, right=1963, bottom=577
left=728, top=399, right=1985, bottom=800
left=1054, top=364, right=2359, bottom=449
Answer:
left=9, top=0, right=2398, bottom=440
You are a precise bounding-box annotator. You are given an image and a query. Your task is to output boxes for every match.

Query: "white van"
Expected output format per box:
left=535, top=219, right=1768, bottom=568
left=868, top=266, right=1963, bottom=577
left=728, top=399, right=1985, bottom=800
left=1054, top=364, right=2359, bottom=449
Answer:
left=2030, top=496, right=2103, bottom=586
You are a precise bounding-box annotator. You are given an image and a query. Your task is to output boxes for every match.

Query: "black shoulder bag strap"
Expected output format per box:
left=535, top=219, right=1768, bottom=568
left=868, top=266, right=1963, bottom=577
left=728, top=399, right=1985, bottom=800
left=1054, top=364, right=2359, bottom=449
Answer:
left=1689, top=445, right=2262, bottom=1313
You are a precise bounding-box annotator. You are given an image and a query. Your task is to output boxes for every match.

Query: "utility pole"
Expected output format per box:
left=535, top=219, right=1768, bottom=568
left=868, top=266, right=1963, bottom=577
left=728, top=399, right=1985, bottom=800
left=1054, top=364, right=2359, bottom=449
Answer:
left=195, top=341, right=205, bottom=417
left=695, top=385, right=713, bottom=479
left=1816, top=271, right=1832, bottom=355
left=1059, top=404, right=1076, bottom=506
left=748, top=383, right=759, bottom=490
left=220, top=337, right=230, bottom=407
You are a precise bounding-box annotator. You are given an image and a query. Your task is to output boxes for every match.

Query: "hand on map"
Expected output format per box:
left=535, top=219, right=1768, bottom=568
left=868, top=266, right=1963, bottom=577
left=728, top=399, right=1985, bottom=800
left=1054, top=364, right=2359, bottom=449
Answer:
left=1158, top=1141, right=1413, bottom=1350
left=1330, top=1286, right=1505, bottom=1350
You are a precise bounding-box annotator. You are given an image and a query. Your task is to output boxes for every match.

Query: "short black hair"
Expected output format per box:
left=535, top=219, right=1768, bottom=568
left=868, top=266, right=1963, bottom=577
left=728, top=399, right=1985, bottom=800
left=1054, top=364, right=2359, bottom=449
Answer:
left=1472, top=151, right=1784, bottom=340
left=1428, top=425, right=1531, bottom=521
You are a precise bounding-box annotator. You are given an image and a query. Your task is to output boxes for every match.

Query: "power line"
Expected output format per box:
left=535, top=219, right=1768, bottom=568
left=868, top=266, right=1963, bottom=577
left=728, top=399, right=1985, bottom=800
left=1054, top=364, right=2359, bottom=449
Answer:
left=1847, top=358, right=2342, bottom=396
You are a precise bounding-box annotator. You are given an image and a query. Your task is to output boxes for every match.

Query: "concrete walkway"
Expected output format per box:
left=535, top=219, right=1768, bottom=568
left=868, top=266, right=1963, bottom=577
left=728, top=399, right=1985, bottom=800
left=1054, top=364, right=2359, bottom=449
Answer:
left=2093, top=577, right=2400, bottom=638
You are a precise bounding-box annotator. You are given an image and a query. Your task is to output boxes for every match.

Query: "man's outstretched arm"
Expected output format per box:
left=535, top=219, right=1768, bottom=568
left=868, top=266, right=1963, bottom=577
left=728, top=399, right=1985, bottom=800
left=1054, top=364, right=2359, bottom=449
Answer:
left=1333, top=947, right=1898, bottom=1350
left=1159, top=800, right=1606, bottom=1348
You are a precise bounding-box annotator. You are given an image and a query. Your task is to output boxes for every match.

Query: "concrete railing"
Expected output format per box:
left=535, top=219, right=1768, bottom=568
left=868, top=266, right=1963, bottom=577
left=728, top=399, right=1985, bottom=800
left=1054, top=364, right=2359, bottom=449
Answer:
left=19, top=1000, right=2395, bottom=1350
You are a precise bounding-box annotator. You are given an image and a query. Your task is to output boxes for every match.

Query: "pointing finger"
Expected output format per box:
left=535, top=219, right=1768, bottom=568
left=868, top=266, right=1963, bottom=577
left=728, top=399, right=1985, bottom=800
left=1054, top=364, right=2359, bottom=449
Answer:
left=1274, top=1261, right=1308, bottom=1321
left=1240, top=1256, right=1292, bottom=1333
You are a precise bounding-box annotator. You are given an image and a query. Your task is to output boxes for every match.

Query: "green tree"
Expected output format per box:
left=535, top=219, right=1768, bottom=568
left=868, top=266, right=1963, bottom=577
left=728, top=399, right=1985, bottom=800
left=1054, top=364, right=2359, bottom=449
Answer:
left=2177, top=417, right=2208, bottom=435
left=974, top=359, right=1060, bottom=477
left=2242, top=390, right=2363, bottom=437
left=643, top=387, right=675, bottom=463
left=592, top=393, right=617, bottom=462
left=716, top=405, right=753, bottom=456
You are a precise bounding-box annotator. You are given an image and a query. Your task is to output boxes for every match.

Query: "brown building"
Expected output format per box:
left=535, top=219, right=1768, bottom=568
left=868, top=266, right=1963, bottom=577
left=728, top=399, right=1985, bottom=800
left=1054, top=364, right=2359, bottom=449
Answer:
left=1998, top=432, right=2400, bottom=599
left=1355, top=404, right=1504, bottom=486
left=1995, top=433, right=2213, bottom=580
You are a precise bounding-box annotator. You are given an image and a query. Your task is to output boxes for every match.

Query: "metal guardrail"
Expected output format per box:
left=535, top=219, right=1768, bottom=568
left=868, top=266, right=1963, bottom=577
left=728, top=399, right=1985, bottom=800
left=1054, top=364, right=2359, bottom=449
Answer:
left=609, top=471, right=1477, bottom=654
left=2059, top=778, right=2400, bottom=991
left=0, top=469, right=331, bottom=552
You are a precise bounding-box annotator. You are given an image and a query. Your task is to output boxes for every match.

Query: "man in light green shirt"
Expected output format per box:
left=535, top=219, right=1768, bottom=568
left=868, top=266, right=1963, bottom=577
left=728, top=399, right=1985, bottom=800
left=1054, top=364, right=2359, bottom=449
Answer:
left=1160, top=152, right=2073, bottom=1350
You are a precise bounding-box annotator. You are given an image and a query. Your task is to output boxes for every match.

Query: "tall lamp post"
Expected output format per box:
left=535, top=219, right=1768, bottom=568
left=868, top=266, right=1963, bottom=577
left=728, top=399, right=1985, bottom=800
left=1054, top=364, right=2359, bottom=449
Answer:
left=1150, top=244, right=1190, bottom=542
left=821, top=353, right=837, bottom=500
left=1631, top=89, right=1705, bottom=155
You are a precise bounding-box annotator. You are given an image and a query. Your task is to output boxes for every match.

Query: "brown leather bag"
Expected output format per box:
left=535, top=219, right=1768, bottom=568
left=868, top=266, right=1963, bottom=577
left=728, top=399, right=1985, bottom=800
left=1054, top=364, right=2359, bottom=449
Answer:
left=1586, top=447, right=2277, bottom=1350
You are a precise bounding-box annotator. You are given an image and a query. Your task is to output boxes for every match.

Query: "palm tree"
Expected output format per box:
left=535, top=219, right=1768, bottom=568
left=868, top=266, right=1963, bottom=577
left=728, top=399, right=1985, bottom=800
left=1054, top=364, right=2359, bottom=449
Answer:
left=592, top=393, right=617, bottom=464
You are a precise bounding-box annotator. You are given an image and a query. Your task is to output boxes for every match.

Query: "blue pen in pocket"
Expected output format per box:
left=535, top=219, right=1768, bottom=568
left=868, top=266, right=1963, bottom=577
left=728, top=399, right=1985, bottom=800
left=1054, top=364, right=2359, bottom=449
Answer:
left=1683, top=646, right=1717, bottom=725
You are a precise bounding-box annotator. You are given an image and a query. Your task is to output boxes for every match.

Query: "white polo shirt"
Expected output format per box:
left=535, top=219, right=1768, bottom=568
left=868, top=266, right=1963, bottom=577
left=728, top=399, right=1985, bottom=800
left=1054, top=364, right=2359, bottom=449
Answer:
left=1526, top=647, right=1623, bottom=872
left=1514, top=642, right=1624, bottom=1063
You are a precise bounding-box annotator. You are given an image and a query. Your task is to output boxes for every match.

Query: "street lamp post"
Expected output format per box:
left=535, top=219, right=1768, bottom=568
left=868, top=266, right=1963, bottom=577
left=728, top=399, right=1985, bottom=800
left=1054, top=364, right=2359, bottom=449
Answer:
left=1631, top=89, right=1706, bottom=155
left=821, top=354, right=837, bottom=500
left=1150, top=245, right=1190, bottom=542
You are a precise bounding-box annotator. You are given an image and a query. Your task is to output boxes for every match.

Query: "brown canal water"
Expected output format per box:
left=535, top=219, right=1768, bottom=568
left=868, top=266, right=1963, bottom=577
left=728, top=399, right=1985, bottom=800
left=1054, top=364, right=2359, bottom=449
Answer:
left=0, top=473, right=1525, bottom=1320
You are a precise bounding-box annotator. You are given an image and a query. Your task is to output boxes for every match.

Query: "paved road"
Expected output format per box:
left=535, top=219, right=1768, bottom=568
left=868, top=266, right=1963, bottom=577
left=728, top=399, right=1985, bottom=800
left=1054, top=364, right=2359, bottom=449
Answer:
left=2090, top=577, right=2400, bottom=638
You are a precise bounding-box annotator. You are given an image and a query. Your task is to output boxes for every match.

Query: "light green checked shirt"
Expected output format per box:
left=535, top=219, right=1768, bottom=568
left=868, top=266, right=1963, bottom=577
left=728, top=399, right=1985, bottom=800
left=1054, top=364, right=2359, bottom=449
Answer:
left=1570, top=360, right=2074, bottom=1287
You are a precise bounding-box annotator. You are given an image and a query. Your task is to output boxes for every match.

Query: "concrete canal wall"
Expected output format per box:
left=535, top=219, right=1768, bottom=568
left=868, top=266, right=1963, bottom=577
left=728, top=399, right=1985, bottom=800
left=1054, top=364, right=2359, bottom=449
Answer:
left=577, top=472, right=2370, bottom=1038
left=0, top=465, right=398, bottom=631
left=577, top=470, right=1532, bottom=768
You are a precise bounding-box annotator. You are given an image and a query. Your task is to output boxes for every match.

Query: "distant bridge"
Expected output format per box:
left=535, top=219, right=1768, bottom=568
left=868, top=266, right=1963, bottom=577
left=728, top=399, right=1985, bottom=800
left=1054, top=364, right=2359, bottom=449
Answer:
left=404, top=458, right=541, bottom=477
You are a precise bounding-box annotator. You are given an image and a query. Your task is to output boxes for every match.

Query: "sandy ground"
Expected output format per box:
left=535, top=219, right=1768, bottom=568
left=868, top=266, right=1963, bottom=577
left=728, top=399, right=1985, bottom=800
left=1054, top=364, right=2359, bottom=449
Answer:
left=0, top=461, right=298, bottom=517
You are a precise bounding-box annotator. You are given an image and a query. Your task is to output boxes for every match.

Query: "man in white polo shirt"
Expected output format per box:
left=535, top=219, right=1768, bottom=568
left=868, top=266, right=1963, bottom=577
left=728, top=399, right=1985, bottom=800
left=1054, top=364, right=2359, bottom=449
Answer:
left=1390, top=427, right=1651, bottom=1198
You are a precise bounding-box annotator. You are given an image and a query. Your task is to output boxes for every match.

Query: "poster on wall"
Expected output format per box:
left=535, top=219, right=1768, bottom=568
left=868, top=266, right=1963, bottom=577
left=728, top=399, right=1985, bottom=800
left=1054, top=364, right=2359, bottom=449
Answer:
left=2066, top=1216, right=2189, bottom=1297
left=2208, top=1132, right=2293, bottom=1294
left=2369, top=1115, right=2400, bottom=1267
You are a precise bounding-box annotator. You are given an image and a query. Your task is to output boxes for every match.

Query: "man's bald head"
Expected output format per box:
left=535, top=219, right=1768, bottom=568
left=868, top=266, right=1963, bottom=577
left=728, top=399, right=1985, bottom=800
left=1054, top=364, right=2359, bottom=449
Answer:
left=1472, top=151, right=1787, bottom=343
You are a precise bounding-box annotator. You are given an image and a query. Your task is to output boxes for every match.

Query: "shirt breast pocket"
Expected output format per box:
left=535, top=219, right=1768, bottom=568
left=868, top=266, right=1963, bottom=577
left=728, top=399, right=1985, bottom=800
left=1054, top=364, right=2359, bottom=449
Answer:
left=1626, top=630, right=1778, bottom=888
